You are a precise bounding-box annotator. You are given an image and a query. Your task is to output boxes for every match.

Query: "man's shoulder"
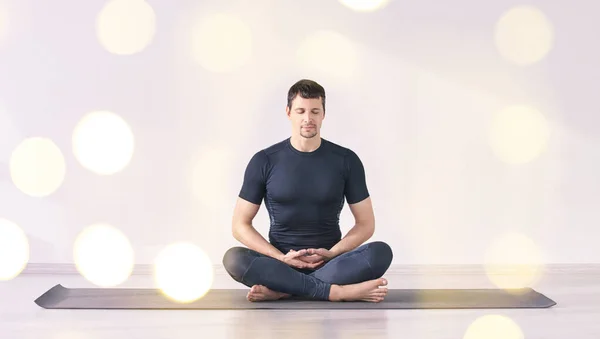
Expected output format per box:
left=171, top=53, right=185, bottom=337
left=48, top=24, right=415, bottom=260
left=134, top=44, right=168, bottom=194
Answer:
left=257, top=138, right=288, bottom=157
left=322, top=138, right=355, bottom=157
left=245, top=138, right=288, bottom=163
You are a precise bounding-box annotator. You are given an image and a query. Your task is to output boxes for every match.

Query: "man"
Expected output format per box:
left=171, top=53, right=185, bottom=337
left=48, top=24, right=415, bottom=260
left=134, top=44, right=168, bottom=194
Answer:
left=223, top=79, right=393, bottom=302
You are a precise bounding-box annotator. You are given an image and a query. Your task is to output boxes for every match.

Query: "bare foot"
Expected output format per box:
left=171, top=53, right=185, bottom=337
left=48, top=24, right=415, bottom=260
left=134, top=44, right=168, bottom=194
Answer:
left=247, top=285, right=291, bottom=302
left=329, top=278, right=388, bottom=302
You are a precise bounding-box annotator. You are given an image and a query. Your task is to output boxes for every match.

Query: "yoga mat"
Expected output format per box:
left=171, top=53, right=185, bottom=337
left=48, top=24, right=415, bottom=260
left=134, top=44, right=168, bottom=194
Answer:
left=34, top=284, right=556, bottom=309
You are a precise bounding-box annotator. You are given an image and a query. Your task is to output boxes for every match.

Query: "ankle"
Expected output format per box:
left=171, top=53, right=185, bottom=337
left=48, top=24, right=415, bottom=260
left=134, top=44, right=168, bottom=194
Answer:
left=328, top=284, right=343, bottom=301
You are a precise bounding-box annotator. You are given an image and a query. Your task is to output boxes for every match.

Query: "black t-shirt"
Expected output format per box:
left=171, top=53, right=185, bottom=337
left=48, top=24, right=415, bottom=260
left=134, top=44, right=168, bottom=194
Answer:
left=238, top=137, right=370, bottom=254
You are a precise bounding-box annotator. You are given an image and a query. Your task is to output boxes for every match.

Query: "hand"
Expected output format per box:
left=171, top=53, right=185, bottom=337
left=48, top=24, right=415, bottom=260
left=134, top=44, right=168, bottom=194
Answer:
left=279, top=249, right=324, bottom=269
left=289, top=249, right=324, bottom=264
left=303, top=248, right=336, bottom=262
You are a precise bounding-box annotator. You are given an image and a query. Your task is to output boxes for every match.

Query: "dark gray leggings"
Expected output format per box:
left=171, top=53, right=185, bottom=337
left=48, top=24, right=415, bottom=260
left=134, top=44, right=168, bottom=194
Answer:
left=222, top=241, right=393, bottom=301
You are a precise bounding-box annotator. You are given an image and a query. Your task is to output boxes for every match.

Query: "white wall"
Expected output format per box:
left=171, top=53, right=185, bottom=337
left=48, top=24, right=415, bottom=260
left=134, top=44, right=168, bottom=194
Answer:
left=0, top=0, right=598, bottom=269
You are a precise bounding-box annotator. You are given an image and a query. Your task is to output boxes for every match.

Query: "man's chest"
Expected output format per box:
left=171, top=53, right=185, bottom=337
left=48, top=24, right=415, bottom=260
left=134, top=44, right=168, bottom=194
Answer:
left=266, top=161, right=345, bottom=205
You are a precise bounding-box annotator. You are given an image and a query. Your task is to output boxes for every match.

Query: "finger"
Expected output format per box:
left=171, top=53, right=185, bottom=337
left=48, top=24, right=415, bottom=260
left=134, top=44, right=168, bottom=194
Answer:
left=290, top=249, right=307, bottom=258
left=308, top=261, right=324, bottom=268
left=302, top=255, right=321, bottom=263
left=310, top=248, right=324, bottom=256
left=291, top=260, right=309, bottom=268
left=303, top=258, right=317, bottom=264
left=296, top=257, right=315, bottom=264
left=306, top=258, right=323, bottom=264
left=305, top=262, right=317, bottom=268
left=295, top=257, right=317, bottom=265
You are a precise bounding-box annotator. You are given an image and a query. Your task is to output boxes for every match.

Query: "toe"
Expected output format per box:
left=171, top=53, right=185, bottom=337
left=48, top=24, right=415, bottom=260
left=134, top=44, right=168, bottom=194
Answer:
left=370, top=296, right=385, bottom=303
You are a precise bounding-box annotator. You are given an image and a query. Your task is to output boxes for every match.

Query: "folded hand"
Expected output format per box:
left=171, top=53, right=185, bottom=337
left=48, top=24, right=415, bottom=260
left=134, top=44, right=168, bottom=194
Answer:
left=292, top=248, right=336, bottom=264
left=280, top=249, right=324, bottom=269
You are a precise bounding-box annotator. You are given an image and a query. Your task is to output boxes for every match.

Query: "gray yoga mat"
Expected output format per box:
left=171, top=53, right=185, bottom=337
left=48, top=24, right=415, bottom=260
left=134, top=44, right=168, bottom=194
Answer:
left=34, top=284, right=556, bottom=309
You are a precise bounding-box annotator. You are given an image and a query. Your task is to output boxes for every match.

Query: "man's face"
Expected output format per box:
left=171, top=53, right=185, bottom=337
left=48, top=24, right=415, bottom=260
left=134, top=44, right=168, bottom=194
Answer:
left=286, top=95, right=325, bottom=139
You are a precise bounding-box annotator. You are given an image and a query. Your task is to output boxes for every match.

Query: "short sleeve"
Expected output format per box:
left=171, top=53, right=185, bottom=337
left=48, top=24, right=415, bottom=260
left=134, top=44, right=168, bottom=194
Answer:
left=238, top=150, right=268, bottom=205
left=344, top=149, right=370, bottom=204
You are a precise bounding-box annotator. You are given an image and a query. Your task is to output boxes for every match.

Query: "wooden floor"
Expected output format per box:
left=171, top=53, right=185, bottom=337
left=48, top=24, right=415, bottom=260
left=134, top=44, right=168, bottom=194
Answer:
left=1, top=268, right=599, bottom=338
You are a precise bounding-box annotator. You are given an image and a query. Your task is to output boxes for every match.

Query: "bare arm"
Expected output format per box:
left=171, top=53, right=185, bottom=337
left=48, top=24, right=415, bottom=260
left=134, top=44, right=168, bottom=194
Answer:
left=329, top=197, right=375, bottom=257
left=231, top=197, right=285, bottom=261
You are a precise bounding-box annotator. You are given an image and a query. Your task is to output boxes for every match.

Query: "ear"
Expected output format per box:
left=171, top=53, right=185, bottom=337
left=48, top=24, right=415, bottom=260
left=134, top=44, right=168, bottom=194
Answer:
left=286, top=106, right=291, bottom=118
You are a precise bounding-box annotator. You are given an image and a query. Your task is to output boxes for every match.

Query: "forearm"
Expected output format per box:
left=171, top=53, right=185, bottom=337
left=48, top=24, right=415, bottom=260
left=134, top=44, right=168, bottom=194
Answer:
left=232, top=223, right=284, bottom=260
left=329, top=223, right=374, bottom=257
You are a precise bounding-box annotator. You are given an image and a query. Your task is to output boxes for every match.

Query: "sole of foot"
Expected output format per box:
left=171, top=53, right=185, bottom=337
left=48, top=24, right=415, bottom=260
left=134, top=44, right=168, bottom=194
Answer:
left=247, top=285, right=291, bottom=302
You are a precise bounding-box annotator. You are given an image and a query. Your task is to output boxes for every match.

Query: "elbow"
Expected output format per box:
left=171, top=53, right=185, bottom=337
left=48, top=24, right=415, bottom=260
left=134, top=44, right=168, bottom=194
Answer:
left=231, top=223, right=241, bottom=241
left=231, top=221, right=248, bottom=242
left=360, top=221, right=375, bottom=239
left=366, top=226, right=375, bottom=239
left=367, top=220, right=376, bottom=238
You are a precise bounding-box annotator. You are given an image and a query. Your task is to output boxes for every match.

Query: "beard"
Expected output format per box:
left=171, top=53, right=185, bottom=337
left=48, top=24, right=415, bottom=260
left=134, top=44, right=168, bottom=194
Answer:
left=300, top=127, right=317, bottom=138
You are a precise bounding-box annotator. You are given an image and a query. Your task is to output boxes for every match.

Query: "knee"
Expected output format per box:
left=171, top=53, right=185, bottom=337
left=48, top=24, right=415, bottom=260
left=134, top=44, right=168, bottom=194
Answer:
left=222, top=247, right=248, bottom=280
left=366, top=241, right=393, bottom=277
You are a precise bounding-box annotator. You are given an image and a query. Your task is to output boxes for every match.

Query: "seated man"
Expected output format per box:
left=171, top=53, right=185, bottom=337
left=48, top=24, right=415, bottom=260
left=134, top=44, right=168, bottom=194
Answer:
left=223, top=79, right=393, bottom=302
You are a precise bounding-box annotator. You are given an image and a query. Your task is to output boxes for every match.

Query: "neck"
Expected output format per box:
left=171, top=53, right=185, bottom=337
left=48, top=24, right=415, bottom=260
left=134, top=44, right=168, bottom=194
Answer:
left=290, top=134, right=322, bottom=152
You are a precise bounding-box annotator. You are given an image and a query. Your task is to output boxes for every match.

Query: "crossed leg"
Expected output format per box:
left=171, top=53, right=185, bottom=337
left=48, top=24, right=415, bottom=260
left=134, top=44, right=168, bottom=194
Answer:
left=222, top=241, right=393, bottom=302
left=309, top=241, right=393, bottom=284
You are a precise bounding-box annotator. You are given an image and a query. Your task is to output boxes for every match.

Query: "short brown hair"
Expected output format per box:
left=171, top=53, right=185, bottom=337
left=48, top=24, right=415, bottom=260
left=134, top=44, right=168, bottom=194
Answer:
left=287, top=79, right=326, bottom=112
